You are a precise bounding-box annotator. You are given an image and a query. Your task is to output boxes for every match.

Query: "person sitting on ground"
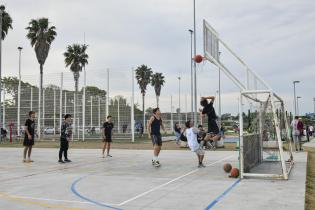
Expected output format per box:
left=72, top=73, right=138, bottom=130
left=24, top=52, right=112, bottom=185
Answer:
left=174, top=122, right=182, bottom=145
left=197, top=125, right=215, bottom=150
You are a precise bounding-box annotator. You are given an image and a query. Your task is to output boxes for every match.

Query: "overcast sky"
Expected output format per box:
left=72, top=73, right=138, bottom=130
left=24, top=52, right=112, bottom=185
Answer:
left=2, top=0, right=315, bottom=115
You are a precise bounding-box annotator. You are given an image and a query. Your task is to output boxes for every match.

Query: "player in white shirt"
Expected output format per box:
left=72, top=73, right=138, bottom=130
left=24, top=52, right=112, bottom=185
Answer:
left=185, top=120, right=206, bottom=168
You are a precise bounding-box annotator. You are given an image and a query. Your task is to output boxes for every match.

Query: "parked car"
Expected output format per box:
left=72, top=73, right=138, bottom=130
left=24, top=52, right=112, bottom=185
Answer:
left=44, top=127, right=58, bottom=135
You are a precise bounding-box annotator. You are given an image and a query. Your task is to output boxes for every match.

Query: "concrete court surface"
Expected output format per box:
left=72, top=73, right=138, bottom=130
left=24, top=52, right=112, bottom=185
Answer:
left=0, top=148, right=307, bottom=210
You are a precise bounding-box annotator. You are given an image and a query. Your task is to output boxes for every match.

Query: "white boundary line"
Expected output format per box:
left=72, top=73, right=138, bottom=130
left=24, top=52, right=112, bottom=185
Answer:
left=117, top=155, right=234, bottom=206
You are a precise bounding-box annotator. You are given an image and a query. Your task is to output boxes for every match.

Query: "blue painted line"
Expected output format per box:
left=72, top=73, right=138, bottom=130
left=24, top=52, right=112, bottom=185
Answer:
left=204, top=179, right=241, bottom=210
left=71, top=176, right=124, bottom=210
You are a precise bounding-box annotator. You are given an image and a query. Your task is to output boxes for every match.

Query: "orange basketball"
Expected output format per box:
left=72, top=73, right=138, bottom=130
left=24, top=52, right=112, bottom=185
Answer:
left=223, top=163, right=232, bottom=173
left=194, top=54, right=203, bottom=63
left=230, top=168, right=239, bottom=178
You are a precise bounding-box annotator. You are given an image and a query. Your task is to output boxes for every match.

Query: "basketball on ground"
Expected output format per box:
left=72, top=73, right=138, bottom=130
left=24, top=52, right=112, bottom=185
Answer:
left=223, top=163, right=232, bottom=173
left=230, top=168, right=239, bottom=178
left=194, top=54, right=203, bottom=63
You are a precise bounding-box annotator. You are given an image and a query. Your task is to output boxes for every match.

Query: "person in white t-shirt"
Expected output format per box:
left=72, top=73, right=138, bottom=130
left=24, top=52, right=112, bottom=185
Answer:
left=185, top=120, right=206, bottom=168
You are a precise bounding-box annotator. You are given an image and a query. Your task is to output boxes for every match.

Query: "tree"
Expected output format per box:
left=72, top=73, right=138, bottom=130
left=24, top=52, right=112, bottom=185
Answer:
left=64, top=44, right=88, bottom=130
left=26, top=18, right=57, bottom=136
left=151, top=72, right=165, bottom=107
left=0, top=5, right=13, bottom=40
left=135, top=65, right=152, bottom=129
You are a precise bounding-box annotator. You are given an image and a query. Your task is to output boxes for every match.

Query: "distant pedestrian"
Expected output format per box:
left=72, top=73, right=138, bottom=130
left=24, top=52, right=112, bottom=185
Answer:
left=174, top=122, right=181, bottom=145
left=291, top=116, right=302, bottom=151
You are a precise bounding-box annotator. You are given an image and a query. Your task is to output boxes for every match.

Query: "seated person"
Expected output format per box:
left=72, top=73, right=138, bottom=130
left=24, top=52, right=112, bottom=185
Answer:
left=197, top=125, right=215, bottom=150
left=174, top=122, right=182, bottom=145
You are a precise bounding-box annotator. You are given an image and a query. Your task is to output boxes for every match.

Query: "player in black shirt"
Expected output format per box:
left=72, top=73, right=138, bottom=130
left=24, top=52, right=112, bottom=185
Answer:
left=147, top=108, right=165, bottom=167
left=23, top=111, right=36, bottom=163
left=58, top=114, right=72, bottom=163
left=200, top=96, right=221, bottom=142
left=102, top=115, right=114, bottom=158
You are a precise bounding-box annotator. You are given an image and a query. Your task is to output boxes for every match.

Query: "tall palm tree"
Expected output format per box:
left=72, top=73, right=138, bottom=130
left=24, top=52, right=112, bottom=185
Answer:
left=64, top=44, right=88, bottom=132
left=151, top=72, right=165, bottom=107
left=0, top=5, right=13, bottom=40
left=26, top=18, right=56, bottom=138
left=0, top=5, right=13, bottom=132
left=135, top=65, right=152, bottom=129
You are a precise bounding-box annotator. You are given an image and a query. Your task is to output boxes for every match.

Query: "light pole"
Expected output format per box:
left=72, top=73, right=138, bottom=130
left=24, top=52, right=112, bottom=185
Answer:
left=188, top=29, right=193, bottom=120
left=218, top=52, right=221, bottom=127
left=293, top=81, right=300, bottom=117
left=17, top=46, right=22, bottom=136
left=193, top=0, right=197, bottom=125
left=0, top=5, right=5, bottom=133
left=296, top=96, right=301, bottom=116
left=313, top=97, right=315, bottom=114
left=178, top=76, right=181, bottom=124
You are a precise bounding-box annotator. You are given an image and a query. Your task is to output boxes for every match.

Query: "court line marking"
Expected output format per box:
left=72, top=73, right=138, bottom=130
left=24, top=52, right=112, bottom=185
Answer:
left=204, top=178, right=241, bottom=210
left=0, top=193, right=92, bottom=204
left=71, top=176, right=123, bottom=210
left=0, top=192, right=85, bottom=210
left=117, top=154, right=234, bottom=206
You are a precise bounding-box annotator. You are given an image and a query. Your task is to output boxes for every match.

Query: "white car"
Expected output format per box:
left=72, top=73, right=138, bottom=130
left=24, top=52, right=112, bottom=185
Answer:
left=44, top=127, right=55, bottom=135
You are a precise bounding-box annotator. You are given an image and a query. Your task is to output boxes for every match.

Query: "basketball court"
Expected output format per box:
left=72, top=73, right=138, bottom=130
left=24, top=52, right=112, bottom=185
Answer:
left=0, top=148, right=307, bottom=210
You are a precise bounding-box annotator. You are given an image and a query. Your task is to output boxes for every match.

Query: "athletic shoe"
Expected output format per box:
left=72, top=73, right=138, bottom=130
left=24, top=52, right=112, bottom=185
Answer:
left=58, top=160, right=65, bottom=163
left=106, top=154, right=112, bottom=157
left=156, top=160, right=160, bottom=165
left=200, top=163, right=206, bottom=168
left=23, top=159, right=27, bottom=163
left=152, top=160, right=155, bottom=165
left=102, top=154, right=105, bottom=158
left=28, top=159, right=34, bottom=162
left=64, top=159, right=72, bottom=162
left=153, top=161, right=160, bottom=167
left=198, top=164, right=203, bottom=168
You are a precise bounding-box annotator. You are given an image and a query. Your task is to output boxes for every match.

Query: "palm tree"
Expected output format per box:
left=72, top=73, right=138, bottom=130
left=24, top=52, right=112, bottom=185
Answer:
left=0, top=5, right=13, bottom=40
left=135, top=65, right=152, bottom=129
left=0, top=5, right=13, bottom=133
left=151, top=72, right=165, bottom=107
left=26, top=18, right=56, bottom=138
left=64, top=44, right=88, bottom=133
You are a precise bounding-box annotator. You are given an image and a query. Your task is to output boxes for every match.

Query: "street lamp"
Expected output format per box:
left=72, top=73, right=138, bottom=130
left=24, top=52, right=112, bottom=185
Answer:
left=296, top=96, right=301, bottom=116
left=188, top=29, right=193, bottom=120
left=293, top=81, right=300, bottom=117
left=193, top=0, right=197, bottom=125
left=178, top=76, right=181, bottom=123
left=0, top=5, right=5, bottom=134
left=17, top=46, right=22, bottom=136
left=313, top=97, right=315, bottom=114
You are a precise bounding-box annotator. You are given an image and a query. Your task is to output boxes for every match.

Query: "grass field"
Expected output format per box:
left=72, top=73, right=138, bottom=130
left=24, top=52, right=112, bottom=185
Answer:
left=305, top=148, right=315, bottom=210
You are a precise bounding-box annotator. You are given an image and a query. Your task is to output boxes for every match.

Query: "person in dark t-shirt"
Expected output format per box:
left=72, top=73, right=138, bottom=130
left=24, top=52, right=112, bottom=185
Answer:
left=58, top=114, right=72, bottom=163
left=102, top=115, right=114, bottom=158
left=199, top=96, right=221, bottom=142
left=23, top=111, right=36, bottom=163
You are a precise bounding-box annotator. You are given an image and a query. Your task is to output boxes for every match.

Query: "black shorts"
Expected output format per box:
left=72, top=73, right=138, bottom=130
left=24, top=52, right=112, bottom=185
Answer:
left=103, top=136, right=112, bottom=143
left=151, top=134, right=162, bottom=146
left=208, top=119, right=219, bottom=134
left=60, top=140, right=69, bottom=150
left=23, top=137, right=34, bottom=146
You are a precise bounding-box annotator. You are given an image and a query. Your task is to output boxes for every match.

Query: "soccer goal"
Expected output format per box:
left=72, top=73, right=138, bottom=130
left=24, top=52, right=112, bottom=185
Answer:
left=203, top=19, right=294, bottom=180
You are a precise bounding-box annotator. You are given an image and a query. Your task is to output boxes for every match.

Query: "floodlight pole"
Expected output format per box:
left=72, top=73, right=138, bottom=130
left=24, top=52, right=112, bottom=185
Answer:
left=313, top=98, right=315, bottom=114
left=17, top=47, right=22, bottom=136
left=296, top=96, right=301, bottom=116
left=188, top=29, right=194, bottom=120
left=293, top=81, right=299, bottom=117
left=178, top=76, right=181, bottom=124
left=193, top=0, right=197, bottom=125
left=0, top=5, right=4, bottom=135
